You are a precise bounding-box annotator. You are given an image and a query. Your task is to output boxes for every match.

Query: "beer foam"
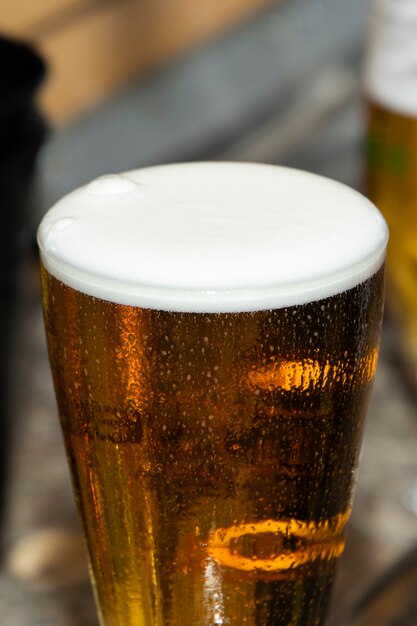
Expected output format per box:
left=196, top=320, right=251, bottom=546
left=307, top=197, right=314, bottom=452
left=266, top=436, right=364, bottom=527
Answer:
left=365, top=0, right=417, bottom=116
left=38, top=163, right=388, bottom=312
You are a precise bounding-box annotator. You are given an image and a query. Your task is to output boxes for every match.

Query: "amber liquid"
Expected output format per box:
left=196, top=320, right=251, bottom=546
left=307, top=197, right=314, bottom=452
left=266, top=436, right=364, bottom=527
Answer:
left=367, top=101, right=417, bottom=376
left=41, top=266, right=384, bottom=626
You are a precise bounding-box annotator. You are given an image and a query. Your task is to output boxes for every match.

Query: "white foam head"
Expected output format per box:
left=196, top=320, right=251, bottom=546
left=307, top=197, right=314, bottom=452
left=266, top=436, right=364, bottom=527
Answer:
left=38, top=162, right=388, bottom=312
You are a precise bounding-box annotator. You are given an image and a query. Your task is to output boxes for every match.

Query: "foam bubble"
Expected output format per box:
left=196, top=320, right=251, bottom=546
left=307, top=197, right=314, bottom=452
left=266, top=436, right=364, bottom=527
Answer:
left=37, top=163, right=388, bottom=312
left=85, top=174, right=140, bottom=196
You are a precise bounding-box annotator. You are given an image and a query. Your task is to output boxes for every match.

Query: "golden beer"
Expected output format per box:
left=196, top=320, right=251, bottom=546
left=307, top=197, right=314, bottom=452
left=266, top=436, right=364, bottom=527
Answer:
left=367, top=102, right=417, bottom=378
left=38, top=163, right=387, bottom=626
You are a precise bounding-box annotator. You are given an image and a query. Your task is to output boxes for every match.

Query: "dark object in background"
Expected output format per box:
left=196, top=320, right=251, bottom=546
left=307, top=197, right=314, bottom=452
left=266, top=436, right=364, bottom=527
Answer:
left=0, top=35, right=47, bottom=535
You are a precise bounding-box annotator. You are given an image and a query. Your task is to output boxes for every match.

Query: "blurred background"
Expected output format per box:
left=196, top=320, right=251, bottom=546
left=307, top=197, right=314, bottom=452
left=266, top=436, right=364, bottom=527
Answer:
left=0, top=0, right=416, bottom=625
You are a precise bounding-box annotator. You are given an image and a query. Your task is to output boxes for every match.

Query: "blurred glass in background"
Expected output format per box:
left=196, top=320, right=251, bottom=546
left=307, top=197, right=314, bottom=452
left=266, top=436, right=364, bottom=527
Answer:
left=365, top=0, right=417, bottom=392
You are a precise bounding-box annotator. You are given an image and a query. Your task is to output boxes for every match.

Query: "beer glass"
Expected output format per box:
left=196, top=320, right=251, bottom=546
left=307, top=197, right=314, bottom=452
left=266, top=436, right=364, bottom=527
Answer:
left=38, top=163, right=388, bottom=626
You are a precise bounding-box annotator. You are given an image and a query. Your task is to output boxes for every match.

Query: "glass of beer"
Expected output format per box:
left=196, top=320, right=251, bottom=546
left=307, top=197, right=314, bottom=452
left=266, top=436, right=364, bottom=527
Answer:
left=38, top=163, right=388, bottom=626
